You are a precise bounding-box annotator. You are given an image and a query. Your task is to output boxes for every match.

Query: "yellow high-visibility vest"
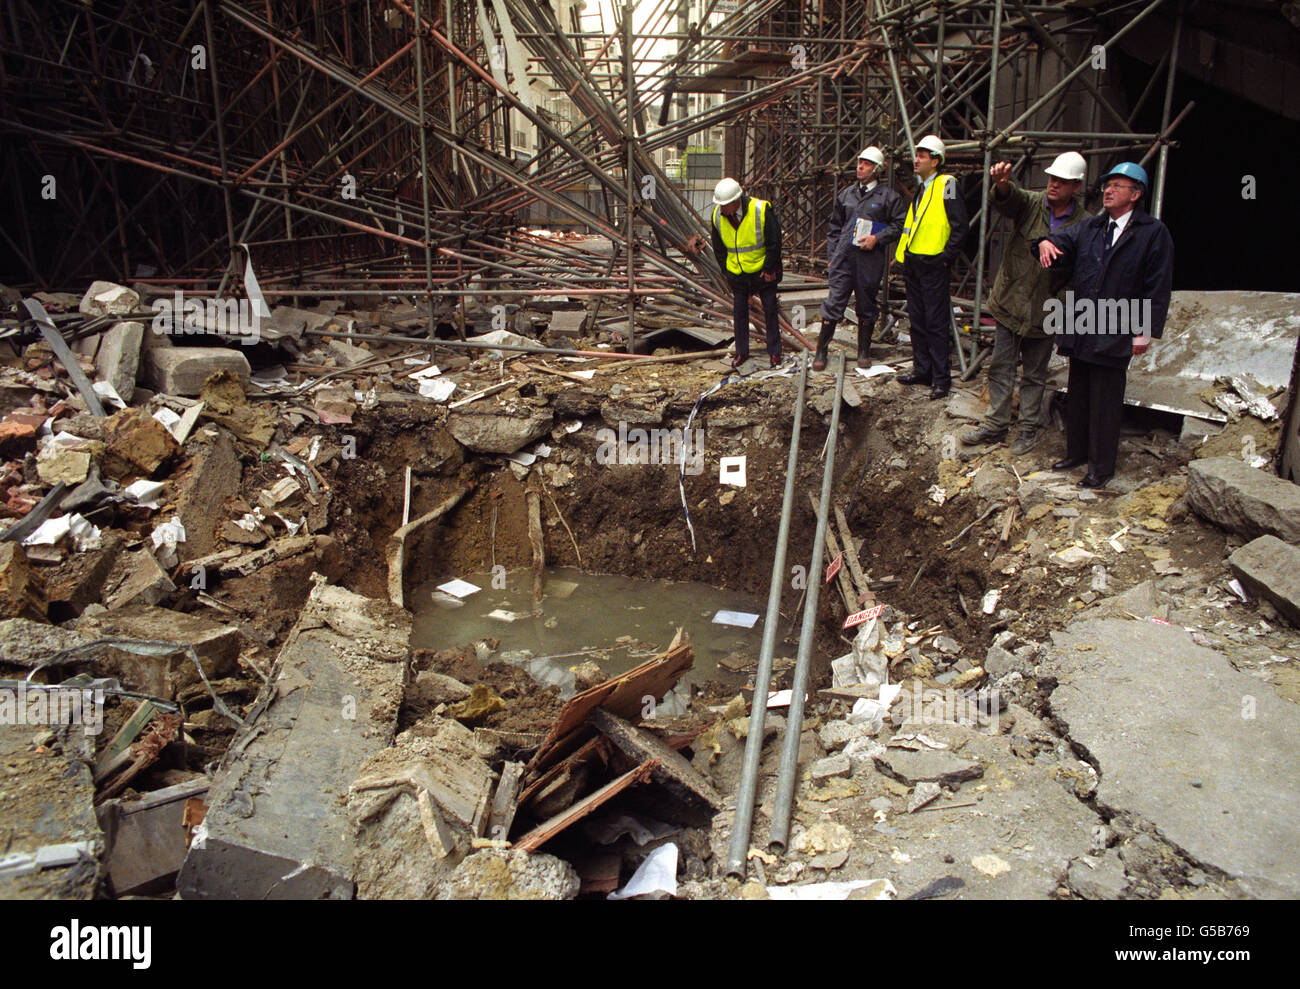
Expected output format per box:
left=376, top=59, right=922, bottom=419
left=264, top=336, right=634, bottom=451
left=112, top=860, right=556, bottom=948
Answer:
left=713, top=197, right=769, bottom=275
left=895, top=174, right=954, bottom=262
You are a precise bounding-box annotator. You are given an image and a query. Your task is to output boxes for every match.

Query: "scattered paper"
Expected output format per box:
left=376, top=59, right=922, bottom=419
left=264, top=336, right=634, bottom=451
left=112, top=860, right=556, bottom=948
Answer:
left=437, top=578, right=481, bottom=599
left=719, top=456, right=747, bottom=487
left=486, top=609, right=529, bottom=623
left=22, top=516, right=72, bottom=547
left=124, top=480, right=164, bottom=508
left=713, top=609, right=759, bottom=628
left=855, top=364, right=897, bottom=379
left=568, top=369, right=596, bottom=380
left=419, top=378, right=457, bottom=402
left=608, top=843, right=678, bottom=900
left=92, top=381, right=128, bottom=410
left=150, top=516, right=186, bottom=568
left=563, top=421, right=583, bottom=434
left=981, top=589, right=1001, bottom=615
left=409, top=365, right=442, bottom=380
left=546, top=579, right=579, bottom=599
left=152, top=407, right=182, bottom=431
left=171, top=402, right=205, bottom=444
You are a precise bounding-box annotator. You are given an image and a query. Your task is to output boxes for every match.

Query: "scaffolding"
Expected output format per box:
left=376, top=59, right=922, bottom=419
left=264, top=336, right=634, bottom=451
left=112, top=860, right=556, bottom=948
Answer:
left=0, top=0, right=1192, bottom=355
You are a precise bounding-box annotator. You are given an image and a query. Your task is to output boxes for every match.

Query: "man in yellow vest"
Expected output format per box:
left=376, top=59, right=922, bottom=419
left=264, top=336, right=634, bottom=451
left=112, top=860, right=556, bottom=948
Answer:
left=895, top=135, right=969, bottom=399
left=708, top=177, right=784, bottom=369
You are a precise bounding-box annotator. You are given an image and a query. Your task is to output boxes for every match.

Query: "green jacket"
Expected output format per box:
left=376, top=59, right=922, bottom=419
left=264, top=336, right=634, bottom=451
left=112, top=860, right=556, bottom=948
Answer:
left=987, top=181, right=1087, bottom=338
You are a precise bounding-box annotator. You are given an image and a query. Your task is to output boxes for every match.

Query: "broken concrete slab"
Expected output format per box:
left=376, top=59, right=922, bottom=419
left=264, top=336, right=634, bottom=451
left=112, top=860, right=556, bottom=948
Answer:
left=818, top=719, right=875, bottom=752
left=0, top=724, right=102, bottom=899
left=1078, top=578, right=1169, bottom=622
left=69, top=605, right=241, bottom=699
left=144, top=347, right=251, bottom=397
left=1067, top=850, right=1129, bottom=900
left=1228, top=535, right=1300, bottom=628
left=446, top=407, right=553, bottom=454
left=811, top=753, right=852, bottom=782
left=407, top=670, right=472, bottom=709
left=95, top=778, right=208, bottom=896
left=874, top=747, right=984, bottom=787
left=103, top=549, right=176, bottom=611
left=219, top=520, right=267, bottom=546
left=348, top=716, right=495, bottom=898
left=588, top=707, right=722, bottom=818
left=1186, top=456, right=1300, bottom=543
left=435, top=847, right=580, bottom=900
left=101, top=406, right=179, bottom=479
left=546, top=310, right=587, bottom=336
left=0, top=618, right=88, bottom=667
left=0, top=542, right=47, bottom=621
left=600, top=398, right=668, bottom=426
left=79, top=281, right=139, bottom=317
left=93, top=320, right=143, bottom=401
left=174, top=430, right=241, bottom=563
left=36, top=447, right=92, bottom=486
left=42, top=530, right=125, bottom=618
left=178, top=576, right=408, bottom=899
left=1044, top=617, right=1300, bottom=898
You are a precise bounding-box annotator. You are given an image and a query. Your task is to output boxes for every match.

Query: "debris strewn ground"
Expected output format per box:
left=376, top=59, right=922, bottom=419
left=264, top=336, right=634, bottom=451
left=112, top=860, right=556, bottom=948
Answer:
left=2, top=281, right=1299, bottom=900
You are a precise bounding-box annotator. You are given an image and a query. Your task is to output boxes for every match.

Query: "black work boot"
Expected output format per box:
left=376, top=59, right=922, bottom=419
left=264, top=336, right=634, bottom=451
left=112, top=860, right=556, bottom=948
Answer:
left=812, top=320, right=836, bottom=371
left=856, top=321, right=874, bottom=368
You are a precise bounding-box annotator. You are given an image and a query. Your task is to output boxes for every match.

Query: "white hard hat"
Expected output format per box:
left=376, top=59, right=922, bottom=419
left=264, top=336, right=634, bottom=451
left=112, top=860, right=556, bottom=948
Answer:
left=858, top=146, right=885, bottom=167
left=712, top=177, right=743, bottom=206
left=917, top=134, right=945, bottom=158
left=1044, top=151, right=1086, bottom=182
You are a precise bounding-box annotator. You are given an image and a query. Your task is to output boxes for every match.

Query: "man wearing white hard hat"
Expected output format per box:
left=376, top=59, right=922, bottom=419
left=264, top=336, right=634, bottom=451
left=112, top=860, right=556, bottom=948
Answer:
left=961, top=151, right=1088, bottom=456
left=1033, top=161, right=1174, bottom=489
left=812, top=146, right=906, bottom=371
left=895, top=135, right=969, bottom=399
left=707, top=177, right=785, bottom=369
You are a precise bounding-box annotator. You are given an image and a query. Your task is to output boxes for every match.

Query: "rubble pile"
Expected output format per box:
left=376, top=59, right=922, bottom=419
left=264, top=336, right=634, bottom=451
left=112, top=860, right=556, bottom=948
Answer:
left=2, top=280, right=1299, bottom=901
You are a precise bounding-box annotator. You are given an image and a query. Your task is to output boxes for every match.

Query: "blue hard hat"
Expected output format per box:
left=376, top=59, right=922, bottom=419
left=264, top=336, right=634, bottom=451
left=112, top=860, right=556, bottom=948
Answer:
left=1100, top=161, right=1148, bottom=188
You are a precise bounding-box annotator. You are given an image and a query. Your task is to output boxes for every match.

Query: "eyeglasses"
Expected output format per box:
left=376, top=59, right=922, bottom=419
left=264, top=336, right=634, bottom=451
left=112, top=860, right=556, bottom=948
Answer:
left=1103, top=180, right=1138, bottom=192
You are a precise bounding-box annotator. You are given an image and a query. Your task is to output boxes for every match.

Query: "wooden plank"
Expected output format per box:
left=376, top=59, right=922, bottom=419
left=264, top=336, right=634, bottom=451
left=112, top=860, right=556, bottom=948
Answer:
left=1000, top=503, right=1018, bottom=543
left=526, top=633, right=694, bottom=775
left=526, top=490, right=544, bottom=605
left=833, top=505, right=870, bottom=598
left=513, top=759, right=659, bottom=852
left=94, top=700, right=159, bottom=780
left=487, top=761, right=524, bottom=841
left=387, top=485, right=470, bottom=607
left=812, top=494, right=856, bottom=614
left=518, top=736, right=607, bottom=807
left=588, top=708, right=723, bottom=812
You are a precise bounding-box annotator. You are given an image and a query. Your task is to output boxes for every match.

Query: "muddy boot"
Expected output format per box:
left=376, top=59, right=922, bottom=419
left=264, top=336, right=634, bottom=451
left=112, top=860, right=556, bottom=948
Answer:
left=856, top=320, right=874, bottom=369
left=812, top=320, right=836, bottom=371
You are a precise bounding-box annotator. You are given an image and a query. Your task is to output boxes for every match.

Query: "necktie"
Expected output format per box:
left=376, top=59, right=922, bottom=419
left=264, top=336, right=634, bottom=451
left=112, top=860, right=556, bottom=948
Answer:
left=1104, top=219, right=1118, bottom=256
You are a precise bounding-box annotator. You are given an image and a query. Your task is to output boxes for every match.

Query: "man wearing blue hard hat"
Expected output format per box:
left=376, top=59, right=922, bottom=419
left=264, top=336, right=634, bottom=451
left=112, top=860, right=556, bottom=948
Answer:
left=1032, top=161, right=1174, bottom=489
